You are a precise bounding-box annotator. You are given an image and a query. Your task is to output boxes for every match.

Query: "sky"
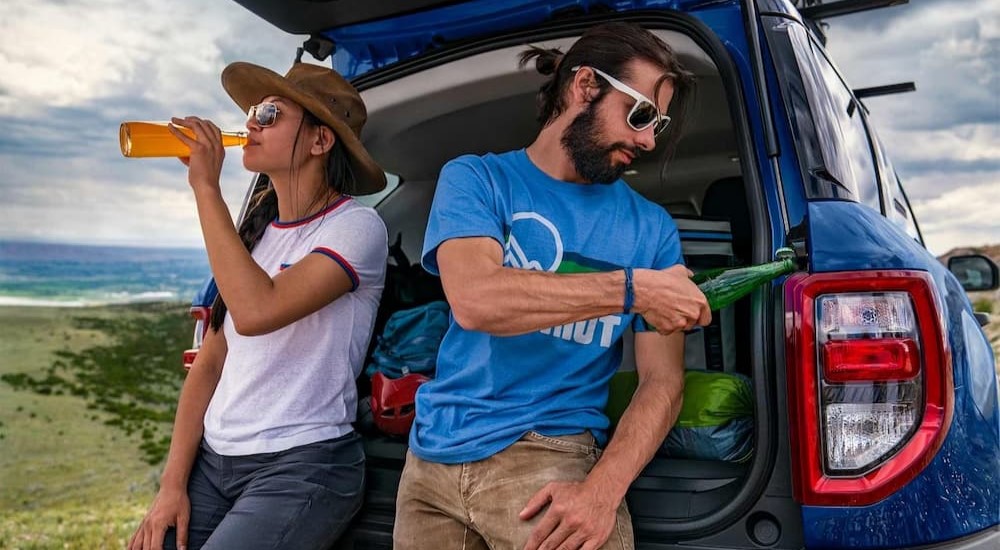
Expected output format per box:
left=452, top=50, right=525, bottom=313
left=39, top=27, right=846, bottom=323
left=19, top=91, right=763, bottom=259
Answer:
left=0, top=0, right=996, bottom=255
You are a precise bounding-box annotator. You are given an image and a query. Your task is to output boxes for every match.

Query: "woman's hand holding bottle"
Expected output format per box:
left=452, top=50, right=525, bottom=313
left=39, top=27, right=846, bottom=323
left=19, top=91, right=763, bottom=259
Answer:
left=119, top=120, right=247, bottom=158
left=168, top=116, right=227, bottom=195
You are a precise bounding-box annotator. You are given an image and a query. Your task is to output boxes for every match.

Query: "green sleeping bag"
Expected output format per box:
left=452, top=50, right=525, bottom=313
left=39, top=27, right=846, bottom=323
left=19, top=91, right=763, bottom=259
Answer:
left=606, top=369, right=754, bottom=462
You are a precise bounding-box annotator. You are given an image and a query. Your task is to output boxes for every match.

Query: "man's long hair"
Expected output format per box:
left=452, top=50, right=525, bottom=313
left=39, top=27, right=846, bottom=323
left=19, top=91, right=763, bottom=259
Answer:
left=518, top=22, right=696, bottom=155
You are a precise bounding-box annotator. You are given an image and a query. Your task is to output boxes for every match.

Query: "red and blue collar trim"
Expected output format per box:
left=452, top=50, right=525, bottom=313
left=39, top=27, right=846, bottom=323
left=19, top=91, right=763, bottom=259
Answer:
left=271, top=195, right=351, bottom=229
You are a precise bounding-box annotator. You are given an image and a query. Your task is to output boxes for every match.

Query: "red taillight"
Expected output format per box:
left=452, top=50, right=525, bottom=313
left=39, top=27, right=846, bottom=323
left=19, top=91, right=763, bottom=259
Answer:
left=822, top=338, right=919, bottom=382
left=785, top=270, right=952, bottom=506
left=182, top=350, right=199, bottom=371
left=182, top=306, right=211, bottom=371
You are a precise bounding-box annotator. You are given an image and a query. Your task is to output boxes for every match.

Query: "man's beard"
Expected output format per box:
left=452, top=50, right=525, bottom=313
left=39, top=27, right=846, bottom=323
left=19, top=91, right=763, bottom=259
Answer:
left=560, top=103, right=637, bottom=184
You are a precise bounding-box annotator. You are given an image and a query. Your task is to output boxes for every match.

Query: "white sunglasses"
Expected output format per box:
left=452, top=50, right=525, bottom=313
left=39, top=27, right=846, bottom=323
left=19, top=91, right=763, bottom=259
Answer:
left=247, top=101, right=281, bottom=127
left=572, top=65, right=672, bottom=137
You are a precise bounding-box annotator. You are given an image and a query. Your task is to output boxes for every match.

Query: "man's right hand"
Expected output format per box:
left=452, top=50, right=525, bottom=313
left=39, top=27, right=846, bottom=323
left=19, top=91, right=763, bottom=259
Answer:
left=128, top=487, right=190, bottom=550
left=633, top=265, right=712, bottom=334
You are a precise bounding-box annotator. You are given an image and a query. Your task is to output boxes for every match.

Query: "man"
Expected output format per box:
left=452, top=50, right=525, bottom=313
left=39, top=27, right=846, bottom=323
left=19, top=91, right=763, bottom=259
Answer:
left=394, top=22, right=711, bottom=550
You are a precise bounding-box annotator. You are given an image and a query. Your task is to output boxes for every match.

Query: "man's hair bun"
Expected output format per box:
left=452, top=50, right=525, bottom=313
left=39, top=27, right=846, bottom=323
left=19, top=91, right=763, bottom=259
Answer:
left=518, top=46, right=565, bottom=76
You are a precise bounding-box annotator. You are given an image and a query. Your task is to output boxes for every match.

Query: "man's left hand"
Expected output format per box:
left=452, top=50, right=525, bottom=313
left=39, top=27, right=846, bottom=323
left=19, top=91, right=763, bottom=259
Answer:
left=519, top=480, right=619, bottom=550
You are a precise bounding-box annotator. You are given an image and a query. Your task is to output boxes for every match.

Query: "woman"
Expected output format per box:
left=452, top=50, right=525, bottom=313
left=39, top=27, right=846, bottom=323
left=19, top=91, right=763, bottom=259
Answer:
left=129, top=61, right=388, bottom=550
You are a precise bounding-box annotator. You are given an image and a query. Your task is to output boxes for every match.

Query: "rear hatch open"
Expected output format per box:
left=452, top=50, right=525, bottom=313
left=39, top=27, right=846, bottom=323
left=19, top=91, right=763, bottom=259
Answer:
left=231, top=1, right=801, bottom=547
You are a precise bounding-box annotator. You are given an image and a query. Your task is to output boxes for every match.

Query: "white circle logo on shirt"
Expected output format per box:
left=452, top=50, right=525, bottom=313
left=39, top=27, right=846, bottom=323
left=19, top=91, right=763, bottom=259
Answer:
left=504, top=212, right=563, bottom=272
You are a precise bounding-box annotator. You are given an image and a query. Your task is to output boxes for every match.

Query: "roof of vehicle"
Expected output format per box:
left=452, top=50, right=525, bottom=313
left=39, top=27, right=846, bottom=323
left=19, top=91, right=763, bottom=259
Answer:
left=232, top=0, right=752, bottom=35
left=233, top=0, right=782, bottom=80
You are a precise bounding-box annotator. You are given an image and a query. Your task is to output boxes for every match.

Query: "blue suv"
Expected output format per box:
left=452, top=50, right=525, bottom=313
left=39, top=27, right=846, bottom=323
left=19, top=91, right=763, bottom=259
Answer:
left=185, top=0, right=1000, bottom=547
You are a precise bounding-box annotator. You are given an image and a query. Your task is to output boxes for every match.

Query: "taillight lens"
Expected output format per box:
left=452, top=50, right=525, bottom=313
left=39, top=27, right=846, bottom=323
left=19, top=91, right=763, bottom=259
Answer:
left=182, top=306, right=211, bottom=370
left=190, top=306, right=211, bottom=348
left=785, top=271, right=952, bottom=506
left=817, top=292, right=921, bottom=474
left=821, top=338, right=919, bottom=382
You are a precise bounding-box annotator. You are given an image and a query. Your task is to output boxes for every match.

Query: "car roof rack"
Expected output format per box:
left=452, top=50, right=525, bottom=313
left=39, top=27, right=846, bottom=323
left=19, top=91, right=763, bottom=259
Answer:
left=793, top=0, right=909, bottom=44
left=797, top=0, right=908, bottom=21
left=854, top=82, right=916, bottom=100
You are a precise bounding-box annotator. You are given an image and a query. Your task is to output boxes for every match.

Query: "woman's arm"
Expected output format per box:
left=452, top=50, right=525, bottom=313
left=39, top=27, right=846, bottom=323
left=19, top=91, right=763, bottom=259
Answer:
left=129, top=327, right=227, bottom=550
left=191, top=185, right=355, bottom=335
left=160, top=327, right=227, bottom=490
left=167, top=117, right=357, bottom=336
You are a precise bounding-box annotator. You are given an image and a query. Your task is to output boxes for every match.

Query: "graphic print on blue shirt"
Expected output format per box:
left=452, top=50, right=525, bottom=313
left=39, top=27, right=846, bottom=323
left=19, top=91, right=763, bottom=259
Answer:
left=504, top=212, right=626, bottom=348
left=413, top=149, right=683, bottom=464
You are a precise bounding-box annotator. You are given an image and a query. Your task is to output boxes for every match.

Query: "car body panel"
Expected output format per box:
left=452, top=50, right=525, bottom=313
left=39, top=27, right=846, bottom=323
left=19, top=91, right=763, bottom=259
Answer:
left=315, top=0, right=742, bottom=79
left=803, top=200, right=1000, bottom=548
left=200, top=1, right=1000, bottom=547
left=191, top=278, right=217, bottom=308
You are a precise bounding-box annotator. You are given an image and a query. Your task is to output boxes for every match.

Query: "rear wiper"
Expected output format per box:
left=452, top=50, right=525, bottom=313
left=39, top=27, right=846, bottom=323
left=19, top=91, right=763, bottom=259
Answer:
left=810, top=166, right=853, bottom=193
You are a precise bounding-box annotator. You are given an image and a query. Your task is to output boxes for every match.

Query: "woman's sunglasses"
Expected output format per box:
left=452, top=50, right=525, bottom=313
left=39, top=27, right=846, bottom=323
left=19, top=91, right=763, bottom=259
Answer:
left=571, top=66, right=671, bottom=137
left=247, top=101, right=281, bottom=127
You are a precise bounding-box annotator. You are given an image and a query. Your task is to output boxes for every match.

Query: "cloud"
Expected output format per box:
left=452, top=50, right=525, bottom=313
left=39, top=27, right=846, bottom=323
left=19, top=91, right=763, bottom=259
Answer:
left=870, top=122, right=1000, bottom=199
left=0, top=149, right=252, bottom=247
left=812, top=0, right=973, bottom=33
left=0, top=0, right=304, bottom=246
left=0, top=0, right=995, bottom=255
left=910, top=181, right=1000, bottom=255
left=824, top=0, right=1000, bottom=251
left=824, top=0, right=999, bottom=132
left=0, top=0, right=304, bottom=118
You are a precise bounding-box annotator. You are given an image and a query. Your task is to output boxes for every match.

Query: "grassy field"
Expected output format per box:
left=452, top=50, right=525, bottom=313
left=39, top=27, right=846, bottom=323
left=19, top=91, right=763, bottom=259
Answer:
left=0, top=304, right=189, bottom=549
left=0, top=292, right=996, bottom=549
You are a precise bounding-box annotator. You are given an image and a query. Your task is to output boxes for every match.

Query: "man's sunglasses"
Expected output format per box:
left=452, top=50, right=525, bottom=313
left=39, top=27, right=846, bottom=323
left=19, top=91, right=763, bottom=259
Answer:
left=247, top=101, right=281, bottom=127
left=571, top=65, right=671, bottom=137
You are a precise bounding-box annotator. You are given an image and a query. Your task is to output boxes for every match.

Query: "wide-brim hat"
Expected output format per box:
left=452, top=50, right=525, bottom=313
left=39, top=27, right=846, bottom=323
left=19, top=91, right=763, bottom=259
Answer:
left=221, top=61, right=386, bottom=196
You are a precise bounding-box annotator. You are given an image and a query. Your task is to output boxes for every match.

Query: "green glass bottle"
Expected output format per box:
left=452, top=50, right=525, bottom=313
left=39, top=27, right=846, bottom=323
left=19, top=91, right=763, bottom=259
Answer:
left=694, top=249, right=797, bottom=311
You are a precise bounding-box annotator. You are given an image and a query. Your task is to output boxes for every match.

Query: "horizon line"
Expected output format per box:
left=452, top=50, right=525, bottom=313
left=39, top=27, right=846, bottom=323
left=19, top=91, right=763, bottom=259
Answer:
left=0, top=237, right=206, bottom=251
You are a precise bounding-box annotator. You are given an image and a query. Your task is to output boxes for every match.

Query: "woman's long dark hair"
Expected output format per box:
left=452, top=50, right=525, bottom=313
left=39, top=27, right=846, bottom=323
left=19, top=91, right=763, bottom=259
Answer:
left=208, top=110, right=356, bottom=331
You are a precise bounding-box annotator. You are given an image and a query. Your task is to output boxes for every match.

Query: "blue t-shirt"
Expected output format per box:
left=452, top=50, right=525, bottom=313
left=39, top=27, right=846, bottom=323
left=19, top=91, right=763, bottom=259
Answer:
left=412, top=149, right=683, bottom=464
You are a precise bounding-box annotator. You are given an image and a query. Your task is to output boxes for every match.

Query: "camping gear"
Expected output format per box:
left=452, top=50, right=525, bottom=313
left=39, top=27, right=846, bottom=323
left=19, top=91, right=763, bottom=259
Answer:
left=366, top=301, right=449, bottom=379
left=370, top=370, right=430, bottom=436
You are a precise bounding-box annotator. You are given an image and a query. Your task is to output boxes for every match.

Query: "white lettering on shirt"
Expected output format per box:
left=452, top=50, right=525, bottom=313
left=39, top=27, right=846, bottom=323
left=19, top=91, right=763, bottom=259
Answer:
left=538, top=315, right=622, bottom=349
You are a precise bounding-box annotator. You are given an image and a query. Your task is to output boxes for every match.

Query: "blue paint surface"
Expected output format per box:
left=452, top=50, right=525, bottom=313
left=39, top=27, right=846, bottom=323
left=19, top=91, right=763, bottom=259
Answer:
left=211, top=1, right=1000, bottom=546
left=803, top=201, right=1000, bottom=548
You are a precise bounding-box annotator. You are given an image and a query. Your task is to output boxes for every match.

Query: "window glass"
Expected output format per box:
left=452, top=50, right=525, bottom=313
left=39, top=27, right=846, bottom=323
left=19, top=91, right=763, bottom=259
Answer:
left=868, top=129, right=921, bottom=242
left=787, top=25, right=881, bottom=212
left=892, top=174, right=923, bottom=243
left=355, top=172, right=402, bottom=207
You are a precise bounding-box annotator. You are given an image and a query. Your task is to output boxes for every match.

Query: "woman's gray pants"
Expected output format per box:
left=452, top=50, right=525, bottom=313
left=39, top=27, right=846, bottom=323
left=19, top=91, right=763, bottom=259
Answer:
left=163, top=431, right=365, bottom=550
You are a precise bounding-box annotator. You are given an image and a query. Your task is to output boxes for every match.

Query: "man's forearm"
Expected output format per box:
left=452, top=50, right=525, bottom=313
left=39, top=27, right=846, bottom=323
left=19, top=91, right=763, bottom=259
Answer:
left=437, top=237, right=709, bottom=338
left=584, top=376, right=683, bottom=501
left=444, top=263, right=628, bottom=336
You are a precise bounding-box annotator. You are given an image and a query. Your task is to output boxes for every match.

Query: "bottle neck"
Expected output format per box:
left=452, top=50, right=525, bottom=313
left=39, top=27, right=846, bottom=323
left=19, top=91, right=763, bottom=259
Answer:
left=220, top=131, right=248, bottom=147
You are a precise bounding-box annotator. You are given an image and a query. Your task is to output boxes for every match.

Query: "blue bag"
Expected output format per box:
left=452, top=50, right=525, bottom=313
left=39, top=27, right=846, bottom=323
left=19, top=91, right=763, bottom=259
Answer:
left=365, top=301, right=450, bottom=378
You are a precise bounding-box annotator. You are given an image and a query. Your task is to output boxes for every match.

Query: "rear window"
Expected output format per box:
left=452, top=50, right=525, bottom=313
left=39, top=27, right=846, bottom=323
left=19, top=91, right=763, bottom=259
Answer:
left=356, top=172, right=402, bottom=207
left=788, top=25, right=880, bottom=211
left=766, top=19, right=881, bottom=211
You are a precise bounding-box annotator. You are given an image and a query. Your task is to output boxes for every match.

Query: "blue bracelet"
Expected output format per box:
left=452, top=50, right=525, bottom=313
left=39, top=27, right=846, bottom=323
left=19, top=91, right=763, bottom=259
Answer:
left=623, top=267, right=634, bottom=314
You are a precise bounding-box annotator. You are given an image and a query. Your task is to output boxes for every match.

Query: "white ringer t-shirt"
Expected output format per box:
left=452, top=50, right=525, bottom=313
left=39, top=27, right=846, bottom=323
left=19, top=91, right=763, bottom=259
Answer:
left=203, top=196, right=387, bottom=456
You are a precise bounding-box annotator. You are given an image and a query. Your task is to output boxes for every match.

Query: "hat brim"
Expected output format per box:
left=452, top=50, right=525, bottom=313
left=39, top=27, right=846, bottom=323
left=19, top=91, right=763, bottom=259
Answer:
left=221, top=62, right=386, bottom=196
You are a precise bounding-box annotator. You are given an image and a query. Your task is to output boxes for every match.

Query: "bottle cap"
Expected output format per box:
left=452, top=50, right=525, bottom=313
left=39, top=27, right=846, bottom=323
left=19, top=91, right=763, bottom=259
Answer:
left=775, top=247, right=795, bottom=261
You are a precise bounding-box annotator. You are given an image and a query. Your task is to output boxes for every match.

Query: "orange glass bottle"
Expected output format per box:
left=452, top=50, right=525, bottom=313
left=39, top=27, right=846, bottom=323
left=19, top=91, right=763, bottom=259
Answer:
left=119, top=121, right=248, bottom=158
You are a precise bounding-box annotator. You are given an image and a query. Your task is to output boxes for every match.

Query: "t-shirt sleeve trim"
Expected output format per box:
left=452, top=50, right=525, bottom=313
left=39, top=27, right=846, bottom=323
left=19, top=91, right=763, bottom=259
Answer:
left=311, top=247, right=360, bottom=291
left=421, top=231, right=505, bottom=276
